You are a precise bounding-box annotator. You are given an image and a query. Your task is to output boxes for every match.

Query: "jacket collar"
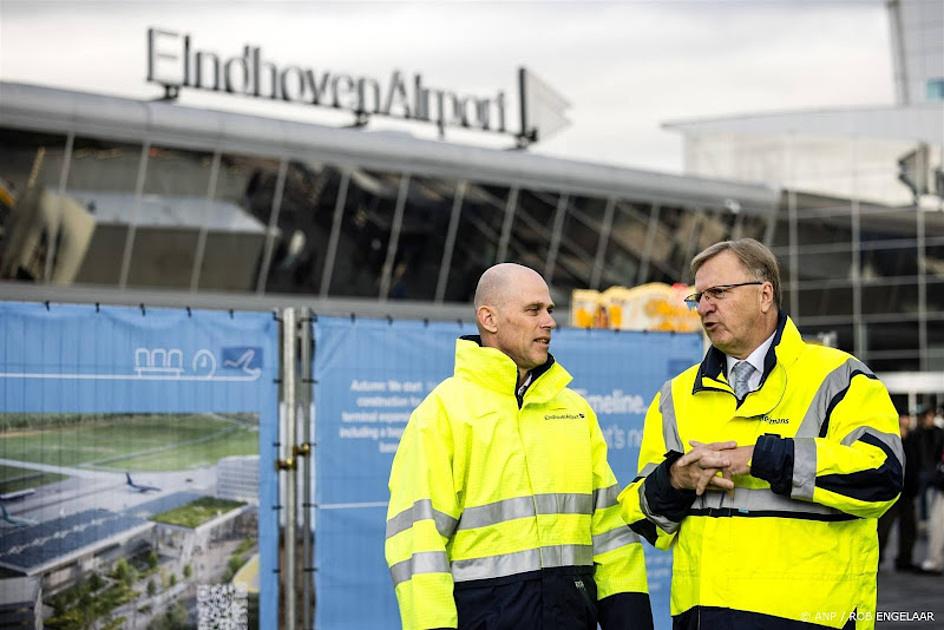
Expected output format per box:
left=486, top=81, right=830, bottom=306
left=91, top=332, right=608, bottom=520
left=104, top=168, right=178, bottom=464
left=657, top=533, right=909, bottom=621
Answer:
left=454, top=335, right=572, bottom=405
left=693, top=312, right=803, bottom=413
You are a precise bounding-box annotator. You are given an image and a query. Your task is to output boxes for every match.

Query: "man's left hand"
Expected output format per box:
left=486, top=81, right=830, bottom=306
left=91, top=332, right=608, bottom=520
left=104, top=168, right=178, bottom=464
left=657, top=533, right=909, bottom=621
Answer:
left=721, top=445, right=753, bottom=476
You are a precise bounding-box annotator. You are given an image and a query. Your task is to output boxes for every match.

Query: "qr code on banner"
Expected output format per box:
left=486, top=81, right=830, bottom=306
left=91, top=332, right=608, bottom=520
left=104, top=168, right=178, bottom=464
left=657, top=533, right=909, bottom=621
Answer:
left=197, top=584, right=249, bottom=629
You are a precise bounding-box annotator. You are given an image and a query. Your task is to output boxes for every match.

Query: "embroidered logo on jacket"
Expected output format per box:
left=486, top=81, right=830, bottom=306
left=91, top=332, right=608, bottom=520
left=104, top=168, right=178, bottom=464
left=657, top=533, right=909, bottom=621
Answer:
left=544, top=412, right=585, bottom=420
left=759, top=415, right=790, bottom=425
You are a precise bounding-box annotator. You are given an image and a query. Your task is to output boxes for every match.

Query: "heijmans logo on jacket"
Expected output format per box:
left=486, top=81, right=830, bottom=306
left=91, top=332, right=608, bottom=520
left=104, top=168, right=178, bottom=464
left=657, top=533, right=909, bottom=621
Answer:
left=758, top=414, right=790, bottom=425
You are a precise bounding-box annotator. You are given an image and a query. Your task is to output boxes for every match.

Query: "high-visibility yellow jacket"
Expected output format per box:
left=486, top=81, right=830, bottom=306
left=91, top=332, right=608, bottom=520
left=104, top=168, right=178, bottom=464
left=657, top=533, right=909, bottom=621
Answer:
left=386, top=337, right=650, bottom=630
left=619, top=314, right=902, bottom=630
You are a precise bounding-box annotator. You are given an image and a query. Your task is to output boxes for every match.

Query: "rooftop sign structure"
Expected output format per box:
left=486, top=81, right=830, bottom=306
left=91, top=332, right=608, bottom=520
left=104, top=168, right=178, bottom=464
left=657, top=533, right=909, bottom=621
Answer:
left=146, top=27, right=571, bottom=147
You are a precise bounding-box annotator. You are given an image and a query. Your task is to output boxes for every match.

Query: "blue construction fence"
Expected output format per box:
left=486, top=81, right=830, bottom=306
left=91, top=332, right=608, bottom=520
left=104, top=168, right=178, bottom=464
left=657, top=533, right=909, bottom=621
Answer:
left=0, top=302, right=702, bottom=629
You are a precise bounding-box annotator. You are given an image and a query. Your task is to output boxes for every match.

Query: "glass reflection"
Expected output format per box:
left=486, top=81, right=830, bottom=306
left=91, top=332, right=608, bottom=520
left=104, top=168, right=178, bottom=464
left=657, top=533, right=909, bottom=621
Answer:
left=63, top=137, right=145, bottom=286
left=442, top=183, right=512, bottom=303
left=385, top=176, right=456, bottom=301
left=0, top=127, right=69, bottom=283
left=327, top=169, right=402, bottom=298
left=196, top=153, right=284, bottom=292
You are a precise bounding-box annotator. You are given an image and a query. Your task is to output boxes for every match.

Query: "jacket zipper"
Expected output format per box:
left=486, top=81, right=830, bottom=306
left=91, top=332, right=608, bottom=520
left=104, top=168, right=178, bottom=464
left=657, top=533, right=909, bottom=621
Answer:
left=512, top=396, right=544, bottom=568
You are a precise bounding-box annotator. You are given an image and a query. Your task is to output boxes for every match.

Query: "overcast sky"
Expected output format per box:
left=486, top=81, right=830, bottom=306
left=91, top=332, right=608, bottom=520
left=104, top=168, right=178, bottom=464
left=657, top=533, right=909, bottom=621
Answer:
left=0, top=1, right=895, bottom=173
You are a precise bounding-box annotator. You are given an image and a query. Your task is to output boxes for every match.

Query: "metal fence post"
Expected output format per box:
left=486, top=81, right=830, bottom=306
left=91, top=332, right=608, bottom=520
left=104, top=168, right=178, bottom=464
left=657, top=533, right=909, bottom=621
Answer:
left=299, top=308, right=314, bottom=628
left=278, top=307, right=297, bottom=629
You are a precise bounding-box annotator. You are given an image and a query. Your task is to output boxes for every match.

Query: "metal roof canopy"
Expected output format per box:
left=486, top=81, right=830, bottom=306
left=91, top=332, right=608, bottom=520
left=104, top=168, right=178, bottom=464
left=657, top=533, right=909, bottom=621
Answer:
left=878, top=371, right=944, bottom=416
left=663, top=104, right=944, bottom=146
left=0, top=81, right=780, bottom=215
left=880, top=371, right=944, bottom=395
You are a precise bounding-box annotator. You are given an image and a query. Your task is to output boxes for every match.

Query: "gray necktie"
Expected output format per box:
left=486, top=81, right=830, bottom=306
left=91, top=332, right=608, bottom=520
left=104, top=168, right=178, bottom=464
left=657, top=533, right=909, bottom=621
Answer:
left=730, top=361, right=755, bottom=399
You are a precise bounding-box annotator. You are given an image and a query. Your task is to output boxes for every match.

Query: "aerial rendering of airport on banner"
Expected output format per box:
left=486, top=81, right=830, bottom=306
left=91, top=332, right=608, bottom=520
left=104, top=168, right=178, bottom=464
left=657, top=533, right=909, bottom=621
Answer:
left=0, top=412, right=259, bottom=628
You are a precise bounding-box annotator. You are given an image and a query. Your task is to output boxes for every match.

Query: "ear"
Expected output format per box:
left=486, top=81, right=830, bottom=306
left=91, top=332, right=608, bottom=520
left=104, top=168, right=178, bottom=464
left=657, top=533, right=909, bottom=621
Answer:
left=759, top=281, right=774, bottom=313
left=477, top=305, right=499, bottom=334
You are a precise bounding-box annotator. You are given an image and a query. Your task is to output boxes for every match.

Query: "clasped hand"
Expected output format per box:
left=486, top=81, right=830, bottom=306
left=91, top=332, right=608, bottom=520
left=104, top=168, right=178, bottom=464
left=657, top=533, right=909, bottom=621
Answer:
left=669, top=440, right=753, bottom=496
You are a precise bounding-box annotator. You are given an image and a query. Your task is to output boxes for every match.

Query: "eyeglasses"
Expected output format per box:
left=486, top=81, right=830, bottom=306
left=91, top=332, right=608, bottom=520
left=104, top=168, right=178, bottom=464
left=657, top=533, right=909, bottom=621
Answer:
left=684, top=281, right=764, bottom=310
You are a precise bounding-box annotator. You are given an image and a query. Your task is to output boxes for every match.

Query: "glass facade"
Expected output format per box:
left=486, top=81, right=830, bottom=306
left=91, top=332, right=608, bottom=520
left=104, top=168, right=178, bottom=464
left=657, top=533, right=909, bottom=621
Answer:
left=0, top=128, right=756, bottom=304
left=772, top=190, right=944, bottom=373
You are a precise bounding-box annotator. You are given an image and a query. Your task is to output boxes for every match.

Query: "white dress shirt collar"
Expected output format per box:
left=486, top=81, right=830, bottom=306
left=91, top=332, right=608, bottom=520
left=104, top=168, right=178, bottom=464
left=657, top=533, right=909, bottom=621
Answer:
left=725, top=330, right=776, bottom=392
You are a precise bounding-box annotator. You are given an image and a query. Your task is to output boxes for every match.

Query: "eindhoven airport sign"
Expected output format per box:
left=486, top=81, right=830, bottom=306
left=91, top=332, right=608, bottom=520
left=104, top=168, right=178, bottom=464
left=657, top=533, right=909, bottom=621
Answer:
left=146, top=28, right=571, bottom=146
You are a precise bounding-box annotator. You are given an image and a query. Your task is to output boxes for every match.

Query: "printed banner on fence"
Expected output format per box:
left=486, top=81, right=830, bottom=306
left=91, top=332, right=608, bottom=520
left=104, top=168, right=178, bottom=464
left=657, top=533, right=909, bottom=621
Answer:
left=0, top=301, right=278, bottom=630
left=313, top=316, right=703, bottom=629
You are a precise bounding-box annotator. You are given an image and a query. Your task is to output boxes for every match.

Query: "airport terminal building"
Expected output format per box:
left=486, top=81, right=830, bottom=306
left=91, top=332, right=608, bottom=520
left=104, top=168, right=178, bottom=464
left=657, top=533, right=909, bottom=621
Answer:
left=1, top=78, right=941, bottom=382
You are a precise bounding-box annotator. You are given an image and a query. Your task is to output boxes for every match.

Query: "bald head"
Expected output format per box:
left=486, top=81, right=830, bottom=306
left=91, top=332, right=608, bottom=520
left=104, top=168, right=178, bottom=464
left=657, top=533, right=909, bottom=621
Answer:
left=473, top=264, right=556, bottom=379
left=474, top=263, right=545, bottom=312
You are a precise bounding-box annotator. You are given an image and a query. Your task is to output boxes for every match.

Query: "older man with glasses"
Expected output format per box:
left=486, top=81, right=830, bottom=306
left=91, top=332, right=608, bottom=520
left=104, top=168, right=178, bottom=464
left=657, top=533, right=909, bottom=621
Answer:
left=619, top=238, right=903, bottom=630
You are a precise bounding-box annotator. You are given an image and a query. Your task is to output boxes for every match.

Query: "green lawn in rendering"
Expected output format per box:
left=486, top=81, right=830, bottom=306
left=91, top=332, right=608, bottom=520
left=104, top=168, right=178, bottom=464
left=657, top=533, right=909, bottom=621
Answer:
left=0, top=463, right=66, bottom=494
left=151, top=496, right=246, bottom=528
left=0, top=413, right=257, bottom=472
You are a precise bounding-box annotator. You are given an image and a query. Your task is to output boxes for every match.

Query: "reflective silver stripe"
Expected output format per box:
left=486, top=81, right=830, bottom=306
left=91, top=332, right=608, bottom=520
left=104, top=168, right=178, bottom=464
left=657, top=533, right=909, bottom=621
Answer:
left=534, top=493, right=592, bottom=515
left=592, top=525, right=640, bottom=555
left=841, top=427, right=905, bottom=465
left=451, top=544, right=593, bottom=582
left=659, top=381, right=683, bottom=452
left=639, top=480, right=681, bottom=534
left=458, top=493, right=592, bottom=531
left=638, top=462, right=659, bottom=478
left=691, top=485, right=845, bottom=517
left=385, top=499, right=458, bottom=539
left=389, top=550, right=451, bottom=586
left=792, top=437, right=817, bottom=500
left=640, top=380, right=683, bottom=533
left=592, top=484, right=621, bottom=511
left=793, top=428, right=901, bottom=503
left=795, top=358, right=872, bottom=439
left=458, top=496, right=534, bottom=530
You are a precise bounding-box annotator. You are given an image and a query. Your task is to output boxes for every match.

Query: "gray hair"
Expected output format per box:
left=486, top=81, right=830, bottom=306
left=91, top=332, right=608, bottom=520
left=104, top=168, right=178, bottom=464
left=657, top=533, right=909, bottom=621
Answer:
left=691, top=238, right=782, bottom=308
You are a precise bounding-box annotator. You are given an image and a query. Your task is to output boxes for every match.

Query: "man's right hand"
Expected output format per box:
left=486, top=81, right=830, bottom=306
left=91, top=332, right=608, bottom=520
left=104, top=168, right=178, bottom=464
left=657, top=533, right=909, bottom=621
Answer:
left=669, top=441, right=737, bottom=495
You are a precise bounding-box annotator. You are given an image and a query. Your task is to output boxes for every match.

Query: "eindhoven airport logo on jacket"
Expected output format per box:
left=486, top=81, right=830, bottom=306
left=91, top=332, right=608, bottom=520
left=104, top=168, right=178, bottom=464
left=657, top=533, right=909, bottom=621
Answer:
left=544, top=412, right=586, bottom=421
